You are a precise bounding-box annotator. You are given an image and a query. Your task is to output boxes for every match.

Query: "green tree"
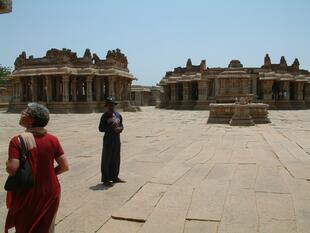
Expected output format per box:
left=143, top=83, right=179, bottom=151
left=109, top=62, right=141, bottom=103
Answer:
left=0, top=65, right=11, bottom=86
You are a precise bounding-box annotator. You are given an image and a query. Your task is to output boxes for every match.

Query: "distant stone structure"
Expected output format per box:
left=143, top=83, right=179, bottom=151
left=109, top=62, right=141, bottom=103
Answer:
left=8, top=48, right=138, bottom=113
left=130, top=85, right=162, bottom=106
left=159, top=55, right=310, bottom=110
left=0, top=82, right=12, bottom=103
left=207, top=98, right=270, bottom=126
left=0, top=0, right=12, bottom=14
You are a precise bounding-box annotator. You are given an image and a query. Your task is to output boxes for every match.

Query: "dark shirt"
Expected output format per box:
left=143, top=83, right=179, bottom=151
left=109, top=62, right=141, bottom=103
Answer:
left=99, top=111, right=123, bottom=143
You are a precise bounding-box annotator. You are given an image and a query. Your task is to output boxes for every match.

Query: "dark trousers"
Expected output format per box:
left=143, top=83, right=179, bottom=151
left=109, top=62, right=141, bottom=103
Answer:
left=101, top=140, right=121, bottom=182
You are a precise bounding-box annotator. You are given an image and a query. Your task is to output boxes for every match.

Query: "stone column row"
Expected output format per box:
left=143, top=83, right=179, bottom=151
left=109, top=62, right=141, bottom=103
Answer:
left=12, top=77, right=31, bottom=102
left=167, top=80, right=209, bottom=102
left=13, top=75, right=131, bottom=103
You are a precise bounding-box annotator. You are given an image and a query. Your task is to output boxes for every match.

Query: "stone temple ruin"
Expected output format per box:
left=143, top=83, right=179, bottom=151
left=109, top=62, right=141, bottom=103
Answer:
left=8, top=48, right=138, bottom=113
left=159, top=55, right=310, bottom=110
left=0, top=0, right=12, bottom=14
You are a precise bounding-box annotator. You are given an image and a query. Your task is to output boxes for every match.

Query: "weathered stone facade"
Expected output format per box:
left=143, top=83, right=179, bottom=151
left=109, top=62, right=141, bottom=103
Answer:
left=130, top=85, right=162, bottom=106
left=159, top=55, right=310, bottom=110
left=0, top=0, right=12, bottom=14
left=0, top=83, right=12, bottom=103
left=8, top=48, right=138, bottom=113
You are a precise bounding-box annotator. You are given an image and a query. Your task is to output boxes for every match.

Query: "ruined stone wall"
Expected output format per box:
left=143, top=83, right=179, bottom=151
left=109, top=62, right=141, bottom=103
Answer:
left=0, top=0, right=12, bottom=14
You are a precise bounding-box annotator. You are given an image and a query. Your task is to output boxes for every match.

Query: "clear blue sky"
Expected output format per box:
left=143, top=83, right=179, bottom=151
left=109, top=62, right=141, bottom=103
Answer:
left=0, top=0, right=309, bottom=85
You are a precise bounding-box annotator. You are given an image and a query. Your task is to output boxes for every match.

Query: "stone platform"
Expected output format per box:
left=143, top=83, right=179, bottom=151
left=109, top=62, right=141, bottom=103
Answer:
left=1, top=107, right=310, bottom=232
left=207, top=103, right=270, bottom=125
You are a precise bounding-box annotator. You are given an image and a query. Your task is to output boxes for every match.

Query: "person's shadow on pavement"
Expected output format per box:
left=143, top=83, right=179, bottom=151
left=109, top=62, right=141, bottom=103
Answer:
left=89, top=183, right=114, bottom=191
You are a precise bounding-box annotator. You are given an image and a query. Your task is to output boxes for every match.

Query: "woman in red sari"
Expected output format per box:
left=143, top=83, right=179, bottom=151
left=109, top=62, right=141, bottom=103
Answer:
left=5, top=103, right=69, bottom=233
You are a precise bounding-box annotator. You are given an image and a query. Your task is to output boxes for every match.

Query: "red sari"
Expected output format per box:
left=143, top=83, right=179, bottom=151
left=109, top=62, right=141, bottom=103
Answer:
left=5, top=133, right=64, bottom=233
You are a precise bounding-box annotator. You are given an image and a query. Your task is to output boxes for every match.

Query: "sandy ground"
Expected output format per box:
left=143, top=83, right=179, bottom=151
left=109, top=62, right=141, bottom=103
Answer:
left=0, top=107, right=310, bottom=233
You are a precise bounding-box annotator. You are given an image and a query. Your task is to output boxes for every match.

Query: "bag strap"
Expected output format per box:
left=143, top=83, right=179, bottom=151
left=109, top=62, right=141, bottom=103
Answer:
left=115, top=112, right=121, bottom=119
left=18, top=135, right=28, bottom=160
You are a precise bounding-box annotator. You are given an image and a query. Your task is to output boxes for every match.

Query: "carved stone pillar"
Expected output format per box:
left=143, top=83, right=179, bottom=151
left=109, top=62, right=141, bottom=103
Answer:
left=11, top=80, right=16, bottom=102
left=44, top=76, right=52, bottom=102
left=62, top=75, right=70, bottom=102
left=95, top=77, right=101, bottom=101
left=252, top=78, right=258, bottom=100
left=282, top=81, right=290, bottom=100
left=101, top=78, right=106, bottom=99
left=120, top=80, right=125, bottom=101
left=108, top=76, right=115, bottom=98
left=115, top=78, right=121, bottom=100
left=296, top=82, right=305, bottom=100
left=262, top=80, right=274, bottom=100
left=86, top=76, right=93, bottom=101
left=304, top=83, right=310, bottom=102
left=16, top=81, right=20, bottom=102
left=126, top=80, right=132, bottom=100
left=14, top=77, right=21, bottom=102
left=55, top=77, right=61, bottom=101
left=27, top=78, right=32, bottom=102
left=215, top=79, right=219, bottom=97
left=31, top=77, right=37, bottom=101
left=164, top=85, right=170, bottom=102
left=182, top=82, right=189, bottom=101
left=198, top=80, right=208, bottom=100
left=19, top=78, right=25, bottom=102
left=170, top=83, right=176, bottom=101
left=71, top=76, right=77, bottom=102
left=77, top=78, right=83, bottom=101
left=119, top=81, right=124, bottom=100
left=116, top=78, right=123, bottom=100
left=126, top=80, right=131, bottom=100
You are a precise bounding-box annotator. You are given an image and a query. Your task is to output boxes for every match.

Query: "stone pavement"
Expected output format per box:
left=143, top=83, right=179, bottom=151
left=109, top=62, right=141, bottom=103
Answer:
left=0, top=107, right=310, bottom=233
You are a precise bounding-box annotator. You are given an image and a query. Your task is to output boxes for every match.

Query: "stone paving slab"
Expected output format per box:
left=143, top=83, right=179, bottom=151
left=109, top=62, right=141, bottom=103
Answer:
left=112, top=182, right=168, bottom=222
left=259, top=219, right=298, bottom=233
left=230, top=163, right=257, bottom=190
left=255, top=165, right=289, bottom=194
left=187, top=179, right=230, bottom=222
left=218, top=189, right=258, bottom=233
left=280, top=167, right=310, bottom=233
left=184, top=220, right=218, bottom=233
left=138, top=186, right=194, bottom=233
left=150, top=161, right=192, bottom=185
left=0, top=108, right=310, bottom=233
left=256, top=192, right=295, bottom=221
left=174, top=163, right=213, bottom=188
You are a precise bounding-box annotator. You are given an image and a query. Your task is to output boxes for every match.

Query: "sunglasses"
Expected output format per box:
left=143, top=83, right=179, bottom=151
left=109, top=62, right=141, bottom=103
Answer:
left=21, top=110, right=29, bottom=116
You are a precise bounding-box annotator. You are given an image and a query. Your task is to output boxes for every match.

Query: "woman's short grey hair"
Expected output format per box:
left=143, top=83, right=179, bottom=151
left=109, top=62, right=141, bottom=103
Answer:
left=26, top=102, right=50, bottom=127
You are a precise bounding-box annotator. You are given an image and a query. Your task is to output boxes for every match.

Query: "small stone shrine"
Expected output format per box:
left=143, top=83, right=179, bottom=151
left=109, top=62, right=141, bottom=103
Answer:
left=207, top=97, right=270, bottom=126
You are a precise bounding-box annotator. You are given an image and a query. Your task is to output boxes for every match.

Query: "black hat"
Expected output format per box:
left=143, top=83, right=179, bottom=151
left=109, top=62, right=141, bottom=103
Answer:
left=104, top=97, right=118, bottom=106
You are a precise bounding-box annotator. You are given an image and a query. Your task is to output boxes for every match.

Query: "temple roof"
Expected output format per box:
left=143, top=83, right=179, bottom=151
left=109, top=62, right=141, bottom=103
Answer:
left=160, top=55, right=310, bottom=85
left=14, top=48, right=129, bottom=72
left=11, top=48, right=135, bottom=79
left=165, top=59, right=206, bottom=77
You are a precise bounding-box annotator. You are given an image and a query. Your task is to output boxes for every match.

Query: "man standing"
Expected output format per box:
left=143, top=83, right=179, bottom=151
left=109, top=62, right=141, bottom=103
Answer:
left=99, top=97, right=125, bottom=186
